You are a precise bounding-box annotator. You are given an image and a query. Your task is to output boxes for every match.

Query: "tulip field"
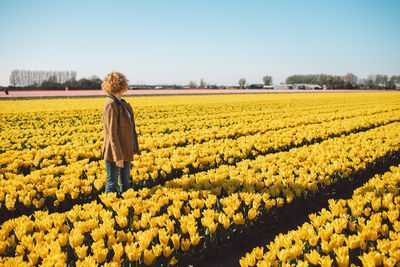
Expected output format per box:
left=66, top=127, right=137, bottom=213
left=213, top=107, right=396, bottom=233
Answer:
left=1, top=92, right=400, bottom=266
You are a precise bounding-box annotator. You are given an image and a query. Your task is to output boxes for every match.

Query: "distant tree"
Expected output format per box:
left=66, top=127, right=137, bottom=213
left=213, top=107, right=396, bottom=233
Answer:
left=344, top=73, right=358, bottom=89
left=318, top=74, right=330, bottom=86
left=238, top=78, right=246, bottom=89
left=375, top=75, right=382, bottom=89
left=375, top=74, right=388, bottom=89
left=388, top=76, right=397, bottom=89
left=262, top=75, right=272, bottom=86
left=199, top=79, right=206, bottom=89
left=188, top=81, right=197, bottom=89
left=89, top=75, right=101, bottom=82
left=9, top=69, right=77, bottom=89
left=383, top=75, right=389, bottom=89
left=344, top=73, right=357, bottom=85
left=395, top=76, right=400, bottom=87
left=283, top=73, right=399, bottom=90
left=366, top=75, right=375, bottom=89
left=285, top=75, right=297, bottom=84
left=332, top=75, right=345, bottom=89
left=9, top=70, right=18, bottom=87
left=89, top=75, right=102, bottom=89
left=78, top=78, right=91, bottom=89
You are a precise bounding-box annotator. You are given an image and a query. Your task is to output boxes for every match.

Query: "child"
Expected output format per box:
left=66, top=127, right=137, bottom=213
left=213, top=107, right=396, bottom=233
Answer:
left=101, top=72, right=139, bottom=194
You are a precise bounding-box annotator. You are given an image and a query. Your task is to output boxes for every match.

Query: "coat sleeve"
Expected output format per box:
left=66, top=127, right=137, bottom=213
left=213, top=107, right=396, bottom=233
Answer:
left=127, top=104, right=140, bottom=154
left=132, top=114, right=139, bottom=153
left=104, top=104, right=124, bottom=161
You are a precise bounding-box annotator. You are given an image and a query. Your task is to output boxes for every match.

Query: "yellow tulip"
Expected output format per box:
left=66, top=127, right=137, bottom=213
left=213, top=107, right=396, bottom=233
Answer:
left=69, top=229, right=84, bottom=248
left=371, top=251, right=383, bottom=266
left=288, top=242, right=303, bottom=260
left=143, top=248, right=155, bottom=266
left=27, top=252, right=39, bottom=265
left=360, top=241, right=367, bottom=250
left=90, top=228, right=104, bottom=242
left=138, top=232, right=152, bottom=250
left=345, top=235, right=361, bottom=250
left=181, top=238, right=191, bottom=251
left=166, top=220, right=175, bottom=234
left=247, top=208, right=258, bottom=220
left=239, top=257, right=249, bottom=267
left=15, top=244, right=25, bottom=256
left=171, top=234, right=181, bottom=250
left=152, top=244, right=163, bottom=257
left=243, top=252, right=256, bottom=266
left=163, top=245, right=174, bottom=258
left=190, top=232, right=202, bottom=246
left=348, top=220, right=356, bottom=232
left=92, top=241, right=108, bottom=263
left=358, top=252, right=376, bottom=267
left=319, top=255, right=333, bottom=267
left=125, top=242, right=142, bottom=262
left=208, top=222, right=218, bottom=234
left=334, top=247, right=349, bottom=267
left=252, top=246, right=264, bottom=260
left=276, top=249, right=289, bottom=262
left=321, top=240, right=330, bottom=253
left=172, top=207, right=181, bottom=219
left=362, top=228, right=378, bottom=241
left=158, top=229, right=170, bottom=246
left=112, top=242, right=124, bottom=262
left=381, top=224, right=389, bottom=237
left=75, top=245, right=88, bottom=260
left=56, top=191, right=65, bottom=202
left=115, top=215, right=128, bottom=228
left=304, top=249, right=320, bottom=265
left=387, top=209, right=399, bottom=223
left=296, top=260, right=310, bottom=267
left=169, top=256, right=178, bottom=266
left=383, top=256, right=397, bottom=267
left=233, top=212, right=245, bottom=225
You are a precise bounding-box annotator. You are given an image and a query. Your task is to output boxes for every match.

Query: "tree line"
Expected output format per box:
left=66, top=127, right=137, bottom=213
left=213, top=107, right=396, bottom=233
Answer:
left=8, top=70, right=102, bottom=90
left=7, top=70, right=400, bottom=90
left=285, top=73, right=400, bottom=89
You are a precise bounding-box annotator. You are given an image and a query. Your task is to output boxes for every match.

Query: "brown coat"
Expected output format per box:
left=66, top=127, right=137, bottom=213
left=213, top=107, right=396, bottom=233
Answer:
left=101, top=97, right=139, bottom=162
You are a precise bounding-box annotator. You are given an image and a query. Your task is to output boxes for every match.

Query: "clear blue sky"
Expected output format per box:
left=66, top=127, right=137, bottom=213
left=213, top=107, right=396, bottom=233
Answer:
left=1, top=0, right=399, bottom=86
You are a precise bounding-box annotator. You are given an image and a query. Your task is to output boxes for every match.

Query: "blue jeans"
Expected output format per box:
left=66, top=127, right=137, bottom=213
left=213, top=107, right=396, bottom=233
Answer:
left=105, top=161, right=131, bottom=193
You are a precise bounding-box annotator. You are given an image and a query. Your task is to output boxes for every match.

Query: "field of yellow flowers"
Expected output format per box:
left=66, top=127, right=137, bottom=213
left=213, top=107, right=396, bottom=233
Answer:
left=240, top=163, right=400, bottom=267
left=1, top=92, right=400, bottom=266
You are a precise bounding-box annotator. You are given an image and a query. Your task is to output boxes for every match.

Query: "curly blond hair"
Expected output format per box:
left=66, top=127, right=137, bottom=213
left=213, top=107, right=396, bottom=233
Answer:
left=101, top=72, right=128, bottom=95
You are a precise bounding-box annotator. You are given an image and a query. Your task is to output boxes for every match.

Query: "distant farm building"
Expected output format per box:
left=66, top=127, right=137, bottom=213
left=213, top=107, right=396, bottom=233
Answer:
left=247, top=84, right=264, bottom=89
left=295, top=84, right=322, bottom=90
left=272, top=84, right=323, bottom=90
left=274, top=84, right=294, bottom=90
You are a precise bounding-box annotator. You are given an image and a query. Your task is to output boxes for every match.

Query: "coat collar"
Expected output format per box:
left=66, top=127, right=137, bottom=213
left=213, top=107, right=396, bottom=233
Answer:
left=107, top=94, right=126, bottom=105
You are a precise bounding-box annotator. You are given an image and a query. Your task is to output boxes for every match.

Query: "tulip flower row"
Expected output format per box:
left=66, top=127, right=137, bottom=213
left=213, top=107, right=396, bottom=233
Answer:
left=2, top=91, right=399, bottom=154
left=130, top=110, right=400, bottom=187
left=2, top=92, right=391, bottom=134
left=1, top=122, right=400, bottom=266
left=1, top=93, right=400, bottom=265
left=2, top=104, right=396, bottom=180
left=138, top=104, right=400, bottom=151
left=160, top=122, right=400, bottom=203
left=2, top=94, right=396, bottom=156
left=240, top=163, right=400, bottom=267
left=0, top=108, right=398, bottom=220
